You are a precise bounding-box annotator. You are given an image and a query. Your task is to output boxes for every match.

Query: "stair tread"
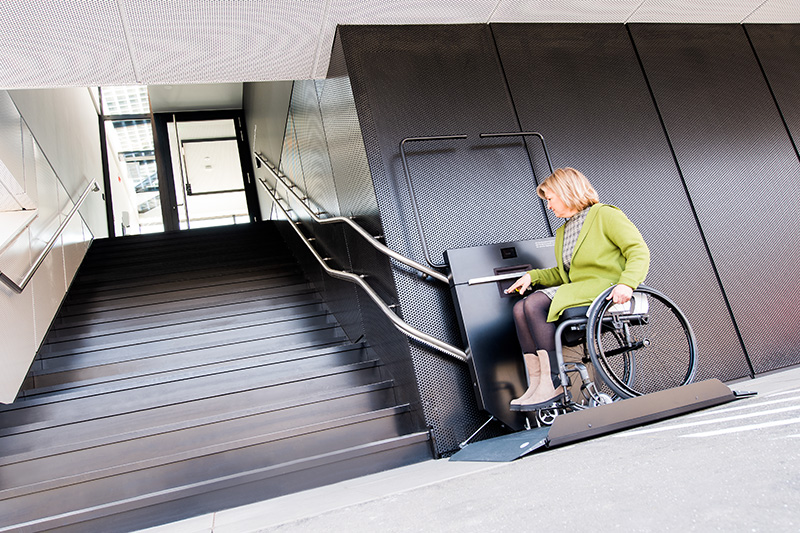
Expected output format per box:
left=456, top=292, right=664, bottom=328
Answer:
left=53, top=282, right=314, bottom=328
left=1, top=380, right=397, bottom=465
left=35, top=320, right=346, bottom=376
left=58, top=273, right=310, bottom=316
left=1, top=360, right=383, bottom=435
left=0, top=403, right=413, bottom=501
left=26, top=342, right=366, bottom=399
left=0, top=432, right=431, bottom=532
left=66, top=262, right=302, bottom=301
left=40, top=301, right=329, bottom=358
left=0, top=222, right=426, bottom=533
left=45, top=291, right=323, bottom=343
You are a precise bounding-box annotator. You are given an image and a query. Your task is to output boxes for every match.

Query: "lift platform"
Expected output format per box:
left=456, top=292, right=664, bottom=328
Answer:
left=444, top=238, right=751, bottom=461
left=450, top=378, right=745, bottom=461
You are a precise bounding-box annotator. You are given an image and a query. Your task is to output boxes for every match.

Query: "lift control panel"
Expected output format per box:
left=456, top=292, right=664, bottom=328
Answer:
left=445, top=237, right=556, bottom=430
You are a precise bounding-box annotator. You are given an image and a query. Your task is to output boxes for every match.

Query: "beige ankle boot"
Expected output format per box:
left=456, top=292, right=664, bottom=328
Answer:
left=517, top=349, right=565, bottom=410
left=510, top=353, right=541, bottom=408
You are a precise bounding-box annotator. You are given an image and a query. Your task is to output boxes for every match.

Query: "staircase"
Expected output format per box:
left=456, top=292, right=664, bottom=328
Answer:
left=0, top=223, right=431, bottom=532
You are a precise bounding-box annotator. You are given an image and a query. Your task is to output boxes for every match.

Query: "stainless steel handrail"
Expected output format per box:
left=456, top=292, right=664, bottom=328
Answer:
left=0, top=180, right=98, bottom=293
left=254, top=152, right=448, bottom=284
left=0, top=211, right=39, bottom=256
left=398, top=134, right=468, bottom=269
left=258, top=176, right=467, bottom=364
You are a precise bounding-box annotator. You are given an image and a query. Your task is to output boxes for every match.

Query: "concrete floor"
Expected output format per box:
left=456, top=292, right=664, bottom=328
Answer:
left=143, top=367, right=800, bottom=533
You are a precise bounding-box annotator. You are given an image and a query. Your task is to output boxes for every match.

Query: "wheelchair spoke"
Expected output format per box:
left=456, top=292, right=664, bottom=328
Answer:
left=587, top=286, right=697, bottom=398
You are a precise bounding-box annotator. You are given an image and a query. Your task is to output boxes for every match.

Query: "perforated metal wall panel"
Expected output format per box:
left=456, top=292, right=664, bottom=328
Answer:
left=491, top=23, right=750, bottom=382
left=337, top=24, right=557, bottom=452
left=290, top=80, right=365, bottom=340
left=292, top=81, right=341, bottom=219
left=320, top=38, right=427, bottom=417
left=746, top=25, right=800, bottom=155
left=629, top=24, right=800, bottom=373
left=270, top=37, right=429, bottom=441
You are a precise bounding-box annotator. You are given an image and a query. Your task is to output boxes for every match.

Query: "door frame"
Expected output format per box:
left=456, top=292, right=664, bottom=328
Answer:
left=151, top=110, right=261, bottom=232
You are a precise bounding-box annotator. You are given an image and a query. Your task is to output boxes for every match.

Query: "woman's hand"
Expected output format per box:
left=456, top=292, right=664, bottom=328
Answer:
left=505, top=273, right=532, bottom=295
left=607, top=284, right=633, bottom=305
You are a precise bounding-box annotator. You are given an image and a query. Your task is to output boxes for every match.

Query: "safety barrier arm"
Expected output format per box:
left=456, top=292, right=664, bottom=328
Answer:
left=0, top=180, right=99, bottom=293
left=399, top=131, right=554, bottom=269
left=478, top=131, right=554, bottom=177
left=254, top=152, right=448, bottom=284
left=399, top=134, right=468, bottom=269
left=257, top=176, right=468, bottom=364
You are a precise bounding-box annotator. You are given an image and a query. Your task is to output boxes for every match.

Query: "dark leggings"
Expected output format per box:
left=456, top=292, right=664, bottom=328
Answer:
left=512, top=291, right=559, bottom=387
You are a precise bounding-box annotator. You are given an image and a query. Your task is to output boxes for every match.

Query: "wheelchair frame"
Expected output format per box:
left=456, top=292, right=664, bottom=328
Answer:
left=524, top=284, right=698, bottom=427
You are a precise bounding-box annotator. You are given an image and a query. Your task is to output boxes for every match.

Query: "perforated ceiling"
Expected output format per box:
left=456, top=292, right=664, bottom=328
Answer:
left=0, top=0, right=797, bottom=89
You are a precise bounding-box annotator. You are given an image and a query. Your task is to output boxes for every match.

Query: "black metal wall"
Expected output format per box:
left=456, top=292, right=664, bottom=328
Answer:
left=337, top=24, right=563, bottom=452
left=746, top=24, right=800, bottom=152
left=259, top=36, right=433, bottom=450
left=629, top=24, right=800, bottom=373
left=491, top=23, right=749, bottom=382
left=260, top=23, right=800, bottom=454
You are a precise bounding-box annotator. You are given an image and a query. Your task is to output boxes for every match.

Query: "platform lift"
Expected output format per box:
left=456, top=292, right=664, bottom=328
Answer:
left=398, top=132, right=751, bottom=461
left=444, top=238, right=753, bottom=461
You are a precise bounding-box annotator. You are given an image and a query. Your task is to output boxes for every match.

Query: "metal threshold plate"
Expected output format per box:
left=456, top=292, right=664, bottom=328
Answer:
left=450, top=379, right=737, bottom=462
left=449, top=427, right=549, bottom=462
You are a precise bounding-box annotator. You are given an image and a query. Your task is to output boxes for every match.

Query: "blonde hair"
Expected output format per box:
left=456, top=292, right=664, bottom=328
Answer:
left=537, top=168, right=599, bottom=212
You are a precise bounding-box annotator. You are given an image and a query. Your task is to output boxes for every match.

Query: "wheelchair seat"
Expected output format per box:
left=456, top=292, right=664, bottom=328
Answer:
left=558, top=305, right=590, bottom=346
left=560, top=305, right=590, bottom=320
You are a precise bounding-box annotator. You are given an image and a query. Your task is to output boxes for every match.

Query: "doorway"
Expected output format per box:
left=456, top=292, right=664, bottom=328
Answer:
left=150, top=111, right=260, bottom=233
left=167, top=118, right=249, bottom=229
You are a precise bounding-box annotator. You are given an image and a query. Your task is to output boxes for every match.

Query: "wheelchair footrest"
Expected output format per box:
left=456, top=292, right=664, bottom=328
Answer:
left=545, top=379, right=736, bottom=448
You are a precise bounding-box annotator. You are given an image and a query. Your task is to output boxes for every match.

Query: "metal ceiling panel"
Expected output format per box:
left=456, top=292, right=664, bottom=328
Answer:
left=0, top=1, right=799, bottom=90
left=492, top=0, right=642, bottom=22
left=629, top=0, right=766, bottom=23
left=313, top=0, right=499, bottom=78
left=0, top=1, right=136, bottom=88
left=745, top=0, right=800, bottom=23
left=121, top=0, right=327, bottom=84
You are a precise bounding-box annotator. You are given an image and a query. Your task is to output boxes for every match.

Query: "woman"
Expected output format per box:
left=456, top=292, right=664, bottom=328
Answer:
left=505, top=168, right=649, bottom=410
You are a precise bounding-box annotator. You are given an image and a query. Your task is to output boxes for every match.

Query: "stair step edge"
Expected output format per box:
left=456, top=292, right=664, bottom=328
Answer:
left=0, top=405, right=415, bottom=503
left=0, top=380, right=399, bottom=468
left=0, top=431, right=429, bottom=533
left=0, top=359, right=382, bottom=435
left=24, top=341, right=364, bottom=401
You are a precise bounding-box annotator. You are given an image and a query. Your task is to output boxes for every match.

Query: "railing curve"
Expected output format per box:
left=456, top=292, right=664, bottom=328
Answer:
left=256, top=175, right=467, bottom=364
left=254, top=152, right=448, bottom=284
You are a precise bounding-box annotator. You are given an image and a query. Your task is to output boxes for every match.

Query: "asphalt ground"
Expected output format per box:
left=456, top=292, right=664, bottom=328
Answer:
left=147, top=366, right=800, bottom=533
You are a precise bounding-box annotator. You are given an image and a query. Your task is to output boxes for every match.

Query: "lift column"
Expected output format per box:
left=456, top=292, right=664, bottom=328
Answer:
left=445, top=237, right=557, bottom=431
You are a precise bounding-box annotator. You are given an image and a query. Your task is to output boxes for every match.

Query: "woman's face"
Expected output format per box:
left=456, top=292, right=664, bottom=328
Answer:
left=543, top=190, right=577, bottom=219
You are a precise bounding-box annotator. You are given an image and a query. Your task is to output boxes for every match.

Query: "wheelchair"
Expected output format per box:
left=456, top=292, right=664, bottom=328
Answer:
left=522, top=284, right=698, bottom=427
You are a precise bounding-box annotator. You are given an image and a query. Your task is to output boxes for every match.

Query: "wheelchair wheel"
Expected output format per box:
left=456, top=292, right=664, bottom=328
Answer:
left=586, top=285, right=697, bottom=399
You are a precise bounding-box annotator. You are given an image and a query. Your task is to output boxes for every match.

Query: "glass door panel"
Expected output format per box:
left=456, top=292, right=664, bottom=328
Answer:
left=101, top=86, right=163, bottom=235
left=104, top=118, right=163, bottom=234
